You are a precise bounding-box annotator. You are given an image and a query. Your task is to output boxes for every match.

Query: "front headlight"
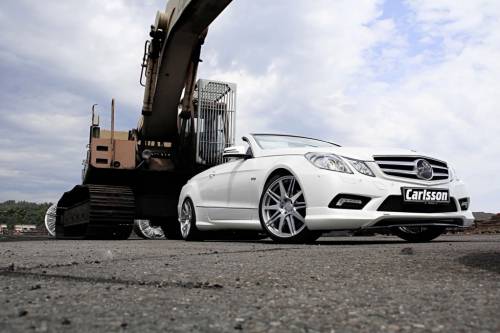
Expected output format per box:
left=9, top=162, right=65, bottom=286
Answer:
left=305, top=153, right=353, bottom=174
left=343, top=157, right=375, bottom=177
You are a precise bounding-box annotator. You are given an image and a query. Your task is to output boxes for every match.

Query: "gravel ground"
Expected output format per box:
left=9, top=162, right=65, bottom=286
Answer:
left=0, top=234, right=499, bottom=333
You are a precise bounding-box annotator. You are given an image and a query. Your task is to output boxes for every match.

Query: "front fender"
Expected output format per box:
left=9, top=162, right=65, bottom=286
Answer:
left=259, top=155, right=315, bottom=204
left=177, top=181, right=202, bottom=218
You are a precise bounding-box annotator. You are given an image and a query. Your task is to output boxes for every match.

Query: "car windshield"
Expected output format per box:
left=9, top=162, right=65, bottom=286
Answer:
left=253, top=134, right=339, bottom=149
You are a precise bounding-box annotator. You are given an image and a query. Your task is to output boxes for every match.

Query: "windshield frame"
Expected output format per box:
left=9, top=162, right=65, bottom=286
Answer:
left=251, top=134, right=340, bottom=150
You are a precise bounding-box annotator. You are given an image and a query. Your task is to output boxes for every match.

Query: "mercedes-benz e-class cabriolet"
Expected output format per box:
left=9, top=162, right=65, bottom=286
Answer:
left=177, top=134, right=473, bottom=243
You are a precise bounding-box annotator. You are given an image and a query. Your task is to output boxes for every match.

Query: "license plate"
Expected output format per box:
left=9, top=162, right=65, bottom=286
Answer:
left=402, top=188, right=450, bottom=204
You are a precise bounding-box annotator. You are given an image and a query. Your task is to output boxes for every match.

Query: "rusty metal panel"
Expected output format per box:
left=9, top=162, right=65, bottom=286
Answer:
left=114, top=140, right=136, bottom=169
left=90, top=138, right=112, bottom=168
left=89, top=138, right=136, bottom=170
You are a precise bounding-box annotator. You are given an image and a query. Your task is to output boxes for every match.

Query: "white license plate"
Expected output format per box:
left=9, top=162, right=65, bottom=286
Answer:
left=402, top=188, right=450, bottom=203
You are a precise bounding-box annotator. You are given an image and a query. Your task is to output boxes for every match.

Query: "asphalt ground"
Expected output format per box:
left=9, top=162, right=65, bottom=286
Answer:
left=0, top=234, right=499, bottom=333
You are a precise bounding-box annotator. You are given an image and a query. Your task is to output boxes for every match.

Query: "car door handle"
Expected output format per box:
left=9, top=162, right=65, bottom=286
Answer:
left=209, top=173, right=215, bottom=178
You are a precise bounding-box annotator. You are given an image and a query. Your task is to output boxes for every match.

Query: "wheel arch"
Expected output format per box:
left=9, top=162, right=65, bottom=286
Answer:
left=178, top=183, right=200, bottom=220
left=259, top=164, right=308, bottom=205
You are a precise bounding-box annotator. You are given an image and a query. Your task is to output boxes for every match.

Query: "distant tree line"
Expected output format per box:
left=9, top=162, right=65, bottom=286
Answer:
left=0, top=201, right=52, bottom=228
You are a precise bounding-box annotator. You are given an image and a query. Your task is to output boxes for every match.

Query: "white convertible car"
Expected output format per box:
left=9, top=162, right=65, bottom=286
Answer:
left=178, top=134, right=473, bottom=243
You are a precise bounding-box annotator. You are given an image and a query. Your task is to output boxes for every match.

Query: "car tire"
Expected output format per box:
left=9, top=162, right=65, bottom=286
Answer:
left=259, top=173, right=321, bottom=243
left=134, top=220, right=165, bottom=239
left=179, top=198, right=203, bottom=241
left=44, top=203, right=57, bottom=237
left=393, top=226, right=445, bottom=242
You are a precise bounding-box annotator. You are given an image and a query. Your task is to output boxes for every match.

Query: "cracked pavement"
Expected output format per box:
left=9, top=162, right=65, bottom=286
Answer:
left=0, top=235, right=499, bottom=332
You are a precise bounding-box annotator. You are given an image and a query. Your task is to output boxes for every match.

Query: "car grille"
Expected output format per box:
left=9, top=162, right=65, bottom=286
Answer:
left=377, top=195, right=458, bottom=213
left=373, top=156, right=449, bottom=181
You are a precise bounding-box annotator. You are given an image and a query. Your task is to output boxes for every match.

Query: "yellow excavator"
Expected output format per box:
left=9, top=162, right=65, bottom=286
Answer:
left=55, top=0, right=235, bottom=239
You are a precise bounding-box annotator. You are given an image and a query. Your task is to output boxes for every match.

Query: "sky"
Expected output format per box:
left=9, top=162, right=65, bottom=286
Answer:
left=0, top=0, right=499, bottom=212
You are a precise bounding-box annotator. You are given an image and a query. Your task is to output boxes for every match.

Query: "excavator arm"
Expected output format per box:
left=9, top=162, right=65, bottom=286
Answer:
left=138, top=0, right=233, bottom=142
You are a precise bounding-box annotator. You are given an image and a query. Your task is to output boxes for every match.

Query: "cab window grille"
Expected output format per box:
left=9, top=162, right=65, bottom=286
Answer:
left=195, top=80, right=236, bottom=166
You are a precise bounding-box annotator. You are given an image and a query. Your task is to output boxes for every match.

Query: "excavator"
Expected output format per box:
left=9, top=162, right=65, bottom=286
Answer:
left=54, top=0, right=235, bottom=239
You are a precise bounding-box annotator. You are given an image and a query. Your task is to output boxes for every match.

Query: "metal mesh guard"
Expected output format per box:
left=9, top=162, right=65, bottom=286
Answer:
left=196, top=79, right=236, bottom=166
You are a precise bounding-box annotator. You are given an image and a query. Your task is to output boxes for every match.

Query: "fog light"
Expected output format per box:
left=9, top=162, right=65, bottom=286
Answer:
left=337, top=198, right=362, bottom=207
left=458, top=198, right=470, bottom=211
left=329, top=194, right=371, bottom=210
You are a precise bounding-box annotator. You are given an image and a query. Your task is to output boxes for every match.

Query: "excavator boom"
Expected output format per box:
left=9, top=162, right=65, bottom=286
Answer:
left=139, top=0, right=233, bottom=142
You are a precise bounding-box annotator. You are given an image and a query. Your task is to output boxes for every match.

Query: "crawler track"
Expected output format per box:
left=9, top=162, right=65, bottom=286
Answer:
left=55, top=185, right=135, bottom=239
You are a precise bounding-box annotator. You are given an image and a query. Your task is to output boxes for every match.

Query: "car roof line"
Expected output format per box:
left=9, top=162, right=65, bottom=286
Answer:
left=249, top=133, right=341, bottom=147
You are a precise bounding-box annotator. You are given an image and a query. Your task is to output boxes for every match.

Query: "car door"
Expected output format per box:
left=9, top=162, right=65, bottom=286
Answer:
left=203, top=159, right=242, bottom=221
left=224, top=157, right=261, bottom=213
left=197, top=163, right=229, bottom=209
left=206, top=147, right=260, bottom=221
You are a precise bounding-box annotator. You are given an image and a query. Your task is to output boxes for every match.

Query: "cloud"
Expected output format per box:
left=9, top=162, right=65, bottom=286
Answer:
left=0, top=0, right=499, bottom=212
left=0, top=0, right=164, bottom=203
left=0, top=1, right=163, bottom=112
left=200, top=0, right=399, bottom=137
left=339, top=0, right=500, bottom=211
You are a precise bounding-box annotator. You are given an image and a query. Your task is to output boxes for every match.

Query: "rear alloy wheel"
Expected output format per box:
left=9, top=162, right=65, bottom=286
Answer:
left=393, top=226, right=445, bottom=242
left=44, top=204, right=57, bottom=237
left=259, top=174, right=321, bottom=243
left=133, top=220, right=165, bottom=239
left=179, top=198, right=202, bottom=241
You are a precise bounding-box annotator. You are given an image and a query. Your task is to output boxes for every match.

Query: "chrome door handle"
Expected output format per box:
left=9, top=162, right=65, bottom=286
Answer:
left=209, top=173, right=215, bottom=178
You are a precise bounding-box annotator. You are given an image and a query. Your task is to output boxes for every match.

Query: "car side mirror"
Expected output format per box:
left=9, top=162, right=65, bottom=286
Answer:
left=223, top=146, right=250, bottom=159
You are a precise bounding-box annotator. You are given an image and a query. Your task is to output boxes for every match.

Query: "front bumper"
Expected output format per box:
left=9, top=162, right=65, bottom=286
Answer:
left=298, top=167, right=474, bottom=231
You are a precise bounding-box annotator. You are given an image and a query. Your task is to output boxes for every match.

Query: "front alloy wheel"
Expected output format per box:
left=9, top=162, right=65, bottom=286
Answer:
left=259, top=174, right=321, bottom=243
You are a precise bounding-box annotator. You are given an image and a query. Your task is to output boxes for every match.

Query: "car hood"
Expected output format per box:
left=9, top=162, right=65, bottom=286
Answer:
left=258, top=146, right=437, bottom=161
